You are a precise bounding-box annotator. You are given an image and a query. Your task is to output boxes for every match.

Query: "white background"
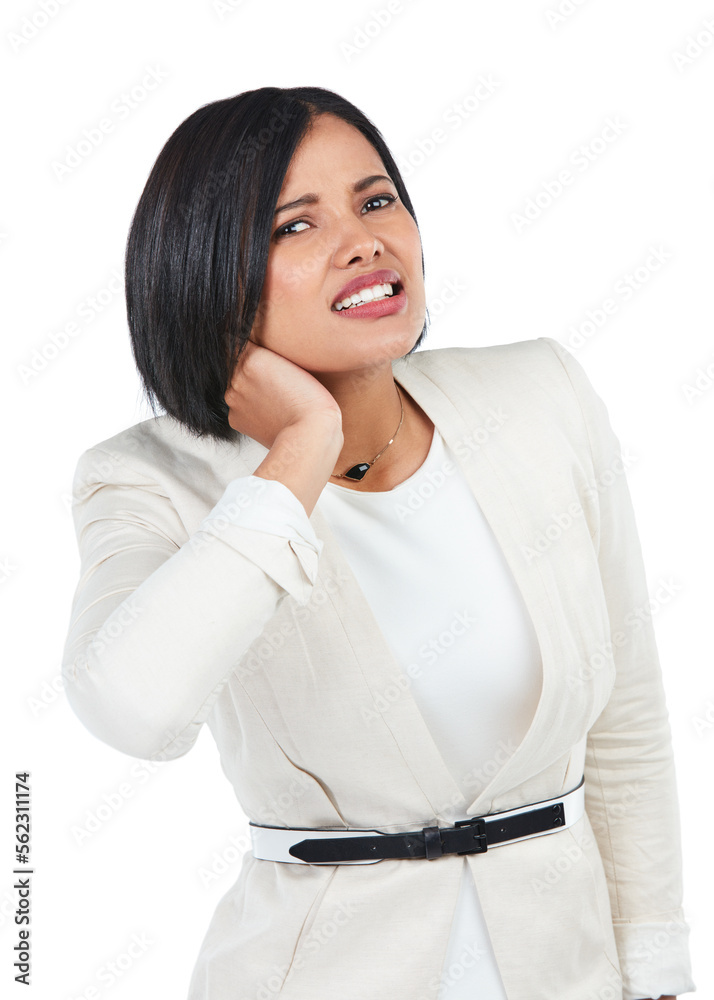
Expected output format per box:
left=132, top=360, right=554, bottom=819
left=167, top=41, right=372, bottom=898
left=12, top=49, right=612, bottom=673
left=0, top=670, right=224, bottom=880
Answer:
left=2, top=0, right=712, bottom=997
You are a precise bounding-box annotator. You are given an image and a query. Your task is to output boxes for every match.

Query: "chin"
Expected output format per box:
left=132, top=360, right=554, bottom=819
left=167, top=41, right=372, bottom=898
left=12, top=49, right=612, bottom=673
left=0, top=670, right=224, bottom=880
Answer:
left=291, top=318, right=423, bottom=374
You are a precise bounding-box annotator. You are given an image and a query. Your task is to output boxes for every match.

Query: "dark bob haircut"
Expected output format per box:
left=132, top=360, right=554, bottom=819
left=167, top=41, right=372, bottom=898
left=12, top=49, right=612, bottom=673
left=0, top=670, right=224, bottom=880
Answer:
left=124, top=85, right=429, bottom=442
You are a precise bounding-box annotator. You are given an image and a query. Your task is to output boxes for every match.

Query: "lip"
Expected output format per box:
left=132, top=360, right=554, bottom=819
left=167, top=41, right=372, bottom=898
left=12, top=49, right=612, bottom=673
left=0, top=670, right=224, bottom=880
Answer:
left=332, top=285, right=406, bottom=320
left=331, top=268, right=402, bottom=309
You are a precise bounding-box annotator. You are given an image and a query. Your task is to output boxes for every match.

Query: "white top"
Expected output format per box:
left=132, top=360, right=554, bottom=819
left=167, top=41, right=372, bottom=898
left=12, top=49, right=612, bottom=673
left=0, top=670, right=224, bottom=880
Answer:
left=317, top=426, right=543, bottom=998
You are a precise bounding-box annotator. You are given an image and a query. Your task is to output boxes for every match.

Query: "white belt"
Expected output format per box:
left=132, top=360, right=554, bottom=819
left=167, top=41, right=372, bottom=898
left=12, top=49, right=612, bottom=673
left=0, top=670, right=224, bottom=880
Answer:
left=249, top=776, right=585, bottom=865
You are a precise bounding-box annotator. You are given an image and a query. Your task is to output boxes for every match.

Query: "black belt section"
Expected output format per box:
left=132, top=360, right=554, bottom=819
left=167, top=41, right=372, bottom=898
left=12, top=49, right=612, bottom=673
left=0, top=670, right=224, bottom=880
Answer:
left=288, top=778, right=582, bottom=863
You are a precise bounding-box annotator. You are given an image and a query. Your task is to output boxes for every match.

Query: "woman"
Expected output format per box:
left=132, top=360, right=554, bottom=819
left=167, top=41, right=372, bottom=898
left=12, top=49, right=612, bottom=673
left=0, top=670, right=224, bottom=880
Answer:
left=62, top=86, right=695, bottom=999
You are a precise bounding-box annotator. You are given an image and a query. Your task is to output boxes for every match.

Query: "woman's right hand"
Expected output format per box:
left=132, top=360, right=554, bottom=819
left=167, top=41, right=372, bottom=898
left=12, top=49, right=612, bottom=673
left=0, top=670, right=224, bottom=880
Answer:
left=224, top=340, right=343, bottom=451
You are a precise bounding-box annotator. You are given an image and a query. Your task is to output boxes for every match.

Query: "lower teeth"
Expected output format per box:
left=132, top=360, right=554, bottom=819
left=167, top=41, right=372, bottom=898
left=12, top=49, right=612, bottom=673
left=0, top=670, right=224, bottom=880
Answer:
left=345, top=294, right=391, bottom=310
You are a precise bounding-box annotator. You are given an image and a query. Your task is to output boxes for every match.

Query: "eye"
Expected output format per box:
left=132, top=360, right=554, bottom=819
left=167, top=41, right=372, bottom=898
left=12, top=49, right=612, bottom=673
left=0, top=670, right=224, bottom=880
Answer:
left=361, top=193, right=397, bottom=213
left=274, top=193, right=398, bottom=239
left=274, top=219, right=310, bottom=238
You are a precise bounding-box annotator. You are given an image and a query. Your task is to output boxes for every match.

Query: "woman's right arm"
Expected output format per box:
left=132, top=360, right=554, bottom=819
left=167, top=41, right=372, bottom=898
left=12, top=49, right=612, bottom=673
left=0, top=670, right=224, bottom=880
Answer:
left=62, top=345, right=343, bottom=763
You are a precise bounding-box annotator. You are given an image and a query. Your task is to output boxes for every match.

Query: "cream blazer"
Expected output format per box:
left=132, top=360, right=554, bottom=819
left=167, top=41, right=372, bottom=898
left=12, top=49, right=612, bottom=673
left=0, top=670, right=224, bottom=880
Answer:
left=61, top=336, right=694, bottom=1000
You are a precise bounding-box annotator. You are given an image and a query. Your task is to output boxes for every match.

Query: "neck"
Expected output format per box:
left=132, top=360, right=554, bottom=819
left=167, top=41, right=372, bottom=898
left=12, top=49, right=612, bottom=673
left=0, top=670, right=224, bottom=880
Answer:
left=309, top=363, right=405, bottom=476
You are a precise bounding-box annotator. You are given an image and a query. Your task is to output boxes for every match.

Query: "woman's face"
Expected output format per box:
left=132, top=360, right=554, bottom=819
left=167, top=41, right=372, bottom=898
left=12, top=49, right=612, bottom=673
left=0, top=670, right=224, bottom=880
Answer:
left=249, top=113, right=426, bottom=376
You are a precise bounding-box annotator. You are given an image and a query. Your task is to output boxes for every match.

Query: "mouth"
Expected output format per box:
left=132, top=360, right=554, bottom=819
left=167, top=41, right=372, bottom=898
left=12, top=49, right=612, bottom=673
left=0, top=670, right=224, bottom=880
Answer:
left=331, top=279, right=404, bottom=312
left=331, top=280, right=406, bottom=320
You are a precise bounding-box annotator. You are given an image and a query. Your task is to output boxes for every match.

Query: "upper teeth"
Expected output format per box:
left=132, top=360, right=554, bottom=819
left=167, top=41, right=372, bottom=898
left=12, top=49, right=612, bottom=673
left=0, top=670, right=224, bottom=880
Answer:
left=333, top=282, right=395, bottom=310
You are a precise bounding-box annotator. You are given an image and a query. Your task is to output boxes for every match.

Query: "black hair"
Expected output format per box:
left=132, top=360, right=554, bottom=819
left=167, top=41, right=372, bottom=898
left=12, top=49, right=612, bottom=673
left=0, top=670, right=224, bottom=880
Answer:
left=125, top=85, right=429, bottom=442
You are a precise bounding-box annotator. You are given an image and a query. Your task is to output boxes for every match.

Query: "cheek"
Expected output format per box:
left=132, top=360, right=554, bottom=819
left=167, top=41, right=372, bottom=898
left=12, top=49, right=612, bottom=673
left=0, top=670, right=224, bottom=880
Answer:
left=254, top=282, right=326, bottom=357
left=264, top=261, right=319, bottom=319
left=407, top=228, right=423, bottom=267
left=396, top=223, right=423, bottom=277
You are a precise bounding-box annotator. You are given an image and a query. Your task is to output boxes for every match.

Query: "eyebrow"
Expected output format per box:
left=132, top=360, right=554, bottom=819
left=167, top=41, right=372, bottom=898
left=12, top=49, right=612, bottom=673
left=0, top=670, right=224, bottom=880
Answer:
left=273, top=174, right=395, bottom=217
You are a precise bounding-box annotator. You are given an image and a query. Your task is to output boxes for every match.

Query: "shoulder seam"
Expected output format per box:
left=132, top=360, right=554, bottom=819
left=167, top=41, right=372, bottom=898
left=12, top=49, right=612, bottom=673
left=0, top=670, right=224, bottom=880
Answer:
left=74, top=444, right=162, bottom=490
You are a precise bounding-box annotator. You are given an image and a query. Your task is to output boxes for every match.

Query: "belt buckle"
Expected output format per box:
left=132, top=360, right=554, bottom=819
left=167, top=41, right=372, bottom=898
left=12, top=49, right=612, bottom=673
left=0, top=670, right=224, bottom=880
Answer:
left=453, top=815, right=488, bottom=855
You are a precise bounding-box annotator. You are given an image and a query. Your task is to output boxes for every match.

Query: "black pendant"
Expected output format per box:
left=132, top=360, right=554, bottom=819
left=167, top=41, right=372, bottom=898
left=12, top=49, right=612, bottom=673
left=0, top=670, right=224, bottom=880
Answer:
left=344, top=462, right=371, bottom=481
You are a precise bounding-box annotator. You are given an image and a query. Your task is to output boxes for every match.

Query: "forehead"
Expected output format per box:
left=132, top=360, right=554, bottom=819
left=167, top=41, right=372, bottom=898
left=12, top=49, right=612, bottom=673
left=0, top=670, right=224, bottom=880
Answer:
left=283, top=114, right=386, bottom=184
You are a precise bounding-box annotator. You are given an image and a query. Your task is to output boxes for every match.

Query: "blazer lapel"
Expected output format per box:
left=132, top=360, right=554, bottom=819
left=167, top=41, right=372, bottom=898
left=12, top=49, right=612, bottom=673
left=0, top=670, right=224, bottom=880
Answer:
left=389, top=356, right=556, bottom=814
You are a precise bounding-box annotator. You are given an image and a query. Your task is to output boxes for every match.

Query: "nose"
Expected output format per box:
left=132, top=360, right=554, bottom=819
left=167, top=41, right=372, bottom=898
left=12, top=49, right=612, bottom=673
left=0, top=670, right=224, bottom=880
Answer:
left=332, top=212, right=385, bottom=268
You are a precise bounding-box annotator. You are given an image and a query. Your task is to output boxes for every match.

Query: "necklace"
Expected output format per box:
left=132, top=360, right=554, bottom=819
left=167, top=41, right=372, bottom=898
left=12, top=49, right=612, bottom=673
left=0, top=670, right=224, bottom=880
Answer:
left=330, top=383, right=405, bottom=482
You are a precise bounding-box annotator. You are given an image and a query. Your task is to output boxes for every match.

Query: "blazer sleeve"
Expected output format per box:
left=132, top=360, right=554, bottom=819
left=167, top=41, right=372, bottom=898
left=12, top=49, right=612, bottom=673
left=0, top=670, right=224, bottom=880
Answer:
left=541, top=338, right=696, bottom=999
left=61, top=446, right=323, bottom=762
